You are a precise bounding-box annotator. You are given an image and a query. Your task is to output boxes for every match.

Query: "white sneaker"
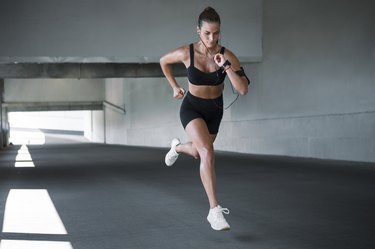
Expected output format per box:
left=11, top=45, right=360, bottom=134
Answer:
left=165, top=138, right=180, bottom=166
left=207, top=205, right=230, bottom=231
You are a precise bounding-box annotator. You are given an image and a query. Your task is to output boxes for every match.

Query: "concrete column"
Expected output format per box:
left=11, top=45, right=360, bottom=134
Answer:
left=0, top=79, right=8, bottom=148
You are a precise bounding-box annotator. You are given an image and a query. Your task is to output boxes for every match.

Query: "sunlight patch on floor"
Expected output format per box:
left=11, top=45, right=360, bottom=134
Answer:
left=0, top=240, right=73, bottom=249
left=2, top=189, right=68, bottom=234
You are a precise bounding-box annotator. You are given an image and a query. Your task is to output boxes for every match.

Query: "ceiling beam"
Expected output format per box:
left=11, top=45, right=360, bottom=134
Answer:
left=0, top=63, right=186, bottom=79
left=3, top=101, right=104, bottom=112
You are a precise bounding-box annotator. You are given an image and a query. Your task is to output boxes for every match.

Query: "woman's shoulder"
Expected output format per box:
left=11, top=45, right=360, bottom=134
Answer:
left=221, top=46, right=240, bottom=61
left=221, top=46, right=234, bottom=56
left=171, top=44, right=191, bottom=61
left=169, top=44, right=189, bottom=55
left=175, top=43, right=192, bottom=50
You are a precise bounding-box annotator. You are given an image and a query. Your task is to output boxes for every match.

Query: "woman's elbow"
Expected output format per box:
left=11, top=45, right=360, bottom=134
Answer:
left=239, top=89, right=248, bottom=96
left=238, top=81, right=249, bottom=95
left=159, top=56, right=169, bottom=71
left=238, top=86, right=248, bottom=96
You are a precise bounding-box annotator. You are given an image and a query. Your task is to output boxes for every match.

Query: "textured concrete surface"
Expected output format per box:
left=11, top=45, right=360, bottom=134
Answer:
left=0, top=142, right=374, bottom=249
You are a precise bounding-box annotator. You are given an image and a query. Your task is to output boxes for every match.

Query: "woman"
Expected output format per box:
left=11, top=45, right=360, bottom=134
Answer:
left=160, top=7, right=249, bottom=231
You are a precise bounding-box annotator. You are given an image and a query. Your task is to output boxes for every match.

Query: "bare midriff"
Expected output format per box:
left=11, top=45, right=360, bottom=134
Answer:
left=188, top=83, right=224, bottom=99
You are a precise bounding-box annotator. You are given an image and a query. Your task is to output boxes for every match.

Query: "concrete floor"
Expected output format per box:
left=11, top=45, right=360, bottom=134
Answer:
left=0, top=142, right=374, bottom=249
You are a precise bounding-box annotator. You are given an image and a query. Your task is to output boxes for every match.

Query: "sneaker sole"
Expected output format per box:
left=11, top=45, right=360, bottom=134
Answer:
left=208, top=218, right=231, bottom=231
left=211, top=225, right=231, bottom=231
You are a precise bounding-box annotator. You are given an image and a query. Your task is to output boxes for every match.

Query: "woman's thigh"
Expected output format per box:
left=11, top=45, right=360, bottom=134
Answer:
left=185, top=118, right=217, bottom=153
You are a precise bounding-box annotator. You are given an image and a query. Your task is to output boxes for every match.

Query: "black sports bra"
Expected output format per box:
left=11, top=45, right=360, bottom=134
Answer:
left=187, top=43, right=227, bottom=86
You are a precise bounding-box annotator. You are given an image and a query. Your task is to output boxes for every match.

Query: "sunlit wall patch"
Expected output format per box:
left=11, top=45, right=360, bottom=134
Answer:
left=9, top=128, right=46, bottom=145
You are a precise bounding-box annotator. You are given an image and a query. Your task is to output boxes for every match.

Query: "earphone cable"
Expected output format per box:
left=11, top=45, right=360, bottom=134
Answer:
left=199, top=38, right=240, bottom=110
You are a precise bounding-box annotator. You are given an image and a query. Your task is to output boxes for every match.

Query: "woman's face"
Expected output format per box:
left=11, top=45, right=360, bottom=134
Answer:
left=198, top=21, right=221, bottom=48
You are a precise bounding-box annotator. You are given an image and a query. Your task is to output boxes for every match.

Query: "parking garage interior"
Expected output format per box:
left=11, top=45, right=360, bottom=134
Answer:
left=0, top=1, right=374, bottom=249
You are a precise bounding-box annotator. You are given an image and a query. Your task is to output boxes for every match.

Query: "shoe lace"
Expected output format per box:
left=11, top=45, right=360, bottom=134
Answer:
left=219, top=207, right=230, bottom=215
left=213, top=207, right=230, bottom=221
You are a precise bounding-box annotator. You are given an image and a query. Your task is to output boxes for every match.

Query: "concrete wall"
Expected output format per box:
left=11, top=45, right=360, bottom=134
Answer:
left=216, top=0, right=375, bottom=162
left=91, top=111, right=105, bottom=143
left=83, top=111, right=105, bottom=143
left=101, top=0, right=375, bottom=162
left=103, top=78, right=184, bottom=147
left=4, top=79, right=105, bottom=102
left=0, top=0, right=262, bottom=62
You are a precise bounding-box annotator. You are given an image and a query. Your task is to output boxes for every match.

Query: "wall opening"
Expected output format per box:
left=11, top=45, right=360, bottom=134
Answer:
left=8, top=111, right=91, bottom=145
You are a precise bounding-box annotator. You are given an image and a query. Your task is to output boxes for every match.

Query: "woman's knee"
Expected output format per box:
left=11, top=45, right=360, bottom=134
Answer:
left=197, top=144, right=214, bottom=160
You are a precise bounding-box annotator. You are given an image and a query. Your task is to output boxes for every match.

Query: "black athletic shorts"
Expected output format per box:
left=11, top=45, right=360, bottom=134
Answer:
left=180, top=91, right=223, bottom=134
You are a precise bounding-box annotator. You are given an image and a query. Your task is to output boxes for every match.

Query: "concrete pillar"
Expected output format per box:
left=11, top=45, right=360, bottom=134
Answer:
left=0, top=79, right=8, bottom=148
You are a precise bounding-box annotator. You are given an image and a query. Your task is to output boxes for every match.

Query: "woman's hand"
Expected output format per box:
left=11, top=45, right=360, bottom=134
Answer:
left=173, top=87, right=185, bottom=99
left=214, top=53, right=226, bottom=67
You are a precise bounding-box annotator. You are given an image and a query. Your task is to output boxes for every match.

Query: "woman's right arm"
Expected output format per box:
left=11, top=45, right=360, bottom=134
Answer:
left=160, top=46, right=188, bottom=99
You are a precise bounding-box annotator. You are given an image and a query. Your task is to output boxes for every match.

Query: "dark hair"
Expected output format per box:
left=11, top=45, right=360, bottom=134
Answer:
left=198, top=7, right=221, bottom=28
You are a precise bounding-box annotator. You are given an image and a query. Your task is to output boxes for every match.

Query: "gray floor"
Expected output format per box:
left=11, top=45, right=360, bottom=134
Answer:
left=0, top=142, right=375, bottom=249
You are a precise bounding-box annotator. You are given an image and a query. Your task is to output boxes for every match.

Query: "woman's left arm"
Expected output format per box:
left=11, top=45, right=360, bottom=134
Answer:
left=214, top=49, right=250, bottom=95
